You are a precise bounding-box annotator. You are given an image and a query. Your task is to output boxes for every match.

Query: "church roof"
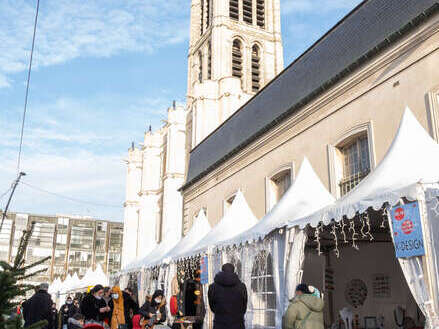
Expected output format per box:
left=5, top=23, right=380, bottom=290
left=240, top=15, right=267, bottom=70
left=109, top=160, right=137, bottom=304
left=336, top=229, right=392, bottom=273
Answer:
left=182, top=0, right=439, bottom=190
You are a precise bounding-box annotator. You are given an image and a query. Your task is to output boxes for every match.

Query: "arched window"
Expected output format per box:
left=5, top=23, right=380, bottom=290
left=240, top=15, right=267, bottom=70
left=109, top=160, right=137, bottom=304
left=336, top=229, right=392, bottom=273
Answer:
left=243, top=0, right=253, bottom=24
left=229, top=0, right=239, bottom=20
left=207, top=41, right=212, bottom=80
left=337, top=133, right=370, bottom=195
left=251, top=45, right=261, bottom=92
left=256, top=0, right=265, bottom=28
left=251, top=251, right=276, bottom=329
left=198, top=51, right=203, bottom=83
left=232, top=39, right=243, bottom=80
left=267, top=167, right=291, bottom=211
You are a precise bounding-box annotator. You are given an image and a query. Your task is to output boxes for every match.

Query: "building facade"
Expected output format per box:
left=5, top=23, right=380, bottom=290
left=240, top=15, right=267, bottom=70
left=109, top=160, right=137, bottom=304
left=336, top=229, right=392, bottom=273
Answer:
left=0, top=211, right=123, bottom=284
left=181, top=1, right=439, bottom=230
left=122, top=103, right=187, bottom=267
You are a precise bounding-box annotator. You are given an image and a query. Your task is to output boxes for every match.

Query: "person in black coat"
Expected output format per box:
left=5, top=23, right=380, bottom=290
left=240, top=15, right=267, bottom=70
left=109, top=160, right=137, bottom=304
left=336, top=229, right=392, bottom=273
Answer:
left=67, top=313, right=85, bottom=329
left=22, top=283, right=54, bottom=329
left=51, top=303, right=58, bottom=329
left=139, top=290, right=166, bottom=326
left=61, top=297, right=77, bottom=329
left=122, top=288, right=139, bottom=329
left=80, top=284, right=109, bottom=323
left=99, top=287, right=113, bottom=324
left=208, top=263, right=248, bottom=329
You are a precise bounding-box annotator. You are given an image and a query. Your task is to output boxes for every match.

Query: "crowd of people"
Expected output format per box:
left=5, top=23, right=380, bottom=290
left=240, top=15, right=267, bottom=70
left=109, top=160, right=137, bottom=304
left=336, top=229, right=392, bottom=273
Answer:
left=19, top=282, right=167, bottom=329
left=17, top=263, right=331, bottom=329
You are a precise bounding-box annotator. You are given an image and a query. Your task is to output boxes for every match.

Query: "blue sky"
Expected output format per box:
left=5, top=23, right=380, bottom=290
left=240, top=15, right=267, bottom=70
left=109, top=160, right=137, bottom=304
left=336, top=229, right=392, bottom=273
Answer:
left=0, top=0, right=361, bottom=222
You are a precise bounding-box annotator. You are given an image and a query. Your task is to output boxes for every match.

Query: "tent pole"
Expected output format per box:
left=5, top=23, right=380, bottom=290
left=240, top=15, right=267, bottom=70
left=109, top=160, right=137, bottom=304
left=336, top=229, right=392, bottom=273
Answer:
left=324, top=250, right=335, bottom=325
left=419, top=194, right=439, bottom=320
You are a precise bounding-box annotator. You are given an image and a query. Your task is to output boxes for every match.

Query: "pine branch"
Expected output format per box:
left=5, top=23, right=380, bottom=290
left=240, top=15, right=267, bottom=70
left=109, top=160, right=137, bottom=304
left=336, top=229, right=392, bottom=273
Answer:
left=20, top=256, right=50, bottom=272
left=0, top=222, right=52, bottom=329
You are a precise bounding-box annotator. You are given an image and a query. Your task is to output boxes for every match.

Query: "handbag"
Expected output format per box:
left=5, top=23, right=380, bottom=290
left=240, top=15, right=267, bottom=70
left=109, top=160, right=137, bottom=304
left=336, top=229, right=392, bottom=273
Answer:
left=170, top=295, right=178, bottom=316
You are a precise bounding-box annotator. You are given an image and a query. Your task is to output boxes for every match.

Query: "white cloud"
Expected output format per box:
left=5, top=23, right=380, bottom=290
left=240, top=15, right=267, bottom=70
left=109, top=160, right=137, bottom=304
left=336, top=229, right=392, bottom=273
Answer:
left=0, top=0, right=190, bottom=88
left=0, top=92, right=179, bottom=219
left=0, top=74, right=10, bottom=88
left=0, top=151, right=126, bottom=221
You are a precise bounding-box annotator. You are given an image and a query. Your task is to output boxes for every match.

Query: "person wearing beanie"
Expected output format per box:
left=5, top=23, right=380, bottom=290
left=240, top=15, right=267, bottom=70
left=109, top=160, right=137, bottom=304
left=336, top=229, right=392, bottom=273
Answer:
left=208, top=263, right=248, bottom=329
left=22, top=283, right=54, bottom=329
left=282, top=283, right=324, bottom=329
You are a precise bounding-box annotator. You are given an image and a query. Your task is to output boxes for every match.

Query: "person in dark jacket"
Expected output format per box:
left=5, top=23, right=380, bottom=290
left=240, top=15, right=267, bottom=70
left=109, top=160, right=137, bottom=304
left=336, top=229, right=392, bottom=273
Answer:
left=68, top=313, right=85, bottom=329
left=208, top=263, right=248, bottom=329
left=61, top=297, right=77, bottom=329
left=51, top=303, right=59, bottom=329
left=139, top=290, right=167, bottom=326
left=99, top=287, right=113, bottom=324
left=22, top=283, right=54, bottom=329
left=122, top=288, right=139, bottom=329
left=81, top=285, right=109, bottom=323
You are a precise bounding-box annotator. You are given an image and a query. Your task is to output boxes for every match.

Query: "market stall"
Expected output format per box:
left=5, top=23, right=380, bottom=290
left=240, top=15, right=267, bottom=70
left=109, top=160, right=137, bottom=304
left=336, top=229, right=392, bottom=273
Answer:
left=162, top=191, right=258, bottom=329
left=212, top=157, right=335, bottom=329
left=285, top=109, right=439, bottom=329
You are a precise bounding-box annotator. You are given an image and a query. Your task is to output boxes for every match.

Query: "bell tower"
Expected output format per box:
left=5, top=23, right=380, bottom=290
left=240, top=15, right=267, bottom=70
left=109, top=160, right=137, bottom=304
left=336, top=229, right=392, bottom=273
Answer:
left=186, top=0, right=284, bottom=150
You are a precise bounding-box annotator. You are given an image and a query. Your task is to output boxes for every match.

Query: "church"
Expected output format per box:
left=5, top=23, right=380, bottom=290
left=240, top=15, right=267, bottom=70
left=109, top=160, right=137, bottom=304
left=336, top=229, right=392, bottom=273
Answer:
left=122, top=0, right=284, bottom=266
left=123, top=0, right=439, bottom=268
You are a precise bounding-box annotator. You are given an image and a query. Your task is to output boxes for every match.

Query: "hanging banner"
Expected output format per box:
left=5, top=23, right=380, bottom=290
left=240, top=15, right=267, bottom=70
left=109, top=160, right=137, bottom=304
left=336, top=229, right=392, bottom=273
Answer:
left=200, top=256, right=209, bottom=284
left=390, top=201, right=425, bottom=258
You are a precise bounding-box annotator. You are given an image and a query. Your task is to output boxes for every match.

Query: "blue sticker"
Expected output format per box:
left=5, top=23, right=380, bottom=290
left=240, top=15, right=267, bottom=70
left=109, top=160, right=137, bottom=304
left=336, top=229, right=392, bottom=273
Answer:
left=390, top=201, right=425, bottom=258
left=200, top=256, right=209, bottom=284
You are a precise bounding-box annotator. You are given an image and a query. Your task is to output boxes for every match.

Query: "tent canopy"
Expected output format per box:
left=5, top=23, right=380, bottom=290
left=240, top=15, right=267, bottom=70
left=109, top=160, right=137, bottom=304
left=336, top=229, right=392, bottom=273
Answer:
left=288, top=107, right=439, bottom=229
left=156, top=209, right=212, bottom=264
left=141, top=238, right=179, bottom=269
left=218, top=157, right=335, bottom=248
left=178, top=190, right=258, bottom=259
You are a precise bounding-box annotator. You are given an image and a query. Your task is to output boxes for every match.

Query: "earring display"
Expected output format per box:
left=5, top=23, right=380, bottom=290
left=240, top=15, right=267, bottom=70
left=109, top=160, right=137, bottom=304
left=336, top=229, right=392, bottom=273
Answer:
left=372, top=274, right=391, bottom=298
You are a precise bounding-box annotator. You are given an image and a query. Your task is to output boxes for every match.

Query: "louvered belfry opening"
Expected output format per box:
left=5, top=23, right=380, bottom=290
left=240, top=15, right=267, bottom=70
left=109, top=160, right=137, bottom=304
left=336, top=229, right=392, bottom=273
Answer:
left=207, top=41, right=212, bottom=80
left=198, top=51, right=203, bottom=83
left=206, top=0, right=211, bottom=28
left=257, top=0, right=265, bottom=28
left=200, top=0, right=204, bottom=35
left=243, top=0, right=253, bottom=24
left=229, top=0, right=239, bottom=20
left=252, top=45, right=261, bottom=92
left=232, top=39, right=243, bottom=79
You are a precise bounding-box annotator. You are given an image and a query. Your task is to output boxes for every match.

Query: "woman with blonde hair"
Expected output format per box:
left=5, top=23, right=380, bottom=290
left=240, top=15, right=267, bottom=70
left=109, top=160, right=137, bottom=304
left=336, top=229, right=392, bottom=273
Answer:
left=111, top=287, right=126, bottom=329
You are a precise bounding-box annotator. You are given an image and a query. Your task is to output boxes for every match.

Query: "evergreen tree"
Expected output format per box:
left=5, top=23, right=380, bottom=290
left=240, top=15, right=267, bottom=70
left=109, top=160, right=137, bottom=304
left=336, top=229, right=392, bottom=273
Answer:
left=0, top=221, right=51, bottom=329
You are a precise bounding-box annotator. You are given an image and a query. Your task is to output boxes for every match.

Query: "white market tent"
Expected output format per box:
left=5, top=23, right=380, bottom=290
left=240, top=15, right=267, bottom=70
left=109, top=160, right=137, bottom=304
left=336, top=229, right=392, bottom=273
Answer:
left=178, top=190, right=258, bottom=259
left=154, top=209, right=212, bottom=265
left=139, top=238, right=179, bottom=269
left=60, top=274, right=73, bottom=293
left=281, top=107, right=439, bottom=329
left=288, top=107, right=439, bottom=229
left=217, top=157, right=335, bottom=248
left=71, top=272, right=81, bottom=290
left=92, top=264, right=109, bottom=286
left=79, top=267, right=95, bottom=288
left=48, top=277, right=62, bottom=294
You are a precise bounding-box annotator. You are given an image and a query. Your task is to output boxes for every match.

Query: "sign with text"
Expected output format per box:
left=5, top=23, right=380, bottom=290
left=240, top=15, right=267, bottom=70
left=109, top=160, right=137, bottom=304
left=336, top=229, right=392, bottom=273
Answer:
left=200, top=256, right=209, bottom=284
left=390, top=201, right=425, bottom=258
